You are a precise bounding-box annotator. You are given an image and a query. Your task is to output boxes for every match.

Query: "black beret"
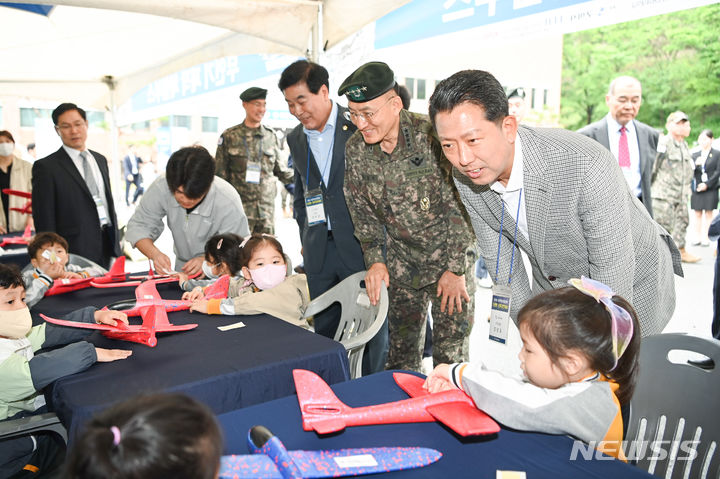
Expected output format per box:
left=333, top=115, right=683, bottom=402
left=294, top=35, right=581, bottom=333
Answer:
left=240, top=87, right=267, bottom=102
left=507, top=87, right=526, bottom=100
left=338, top=62, right=396, bottom=103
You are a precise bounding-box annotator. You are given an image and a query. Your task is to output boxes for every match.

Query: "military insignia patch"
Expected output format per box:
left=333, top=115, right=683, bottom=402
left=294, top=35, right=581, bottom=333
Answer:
left=420, top=197, right=430, bottom=211
left=410, top=156, right=423, bottom=167
left=344, top=85, right=368, bottom=101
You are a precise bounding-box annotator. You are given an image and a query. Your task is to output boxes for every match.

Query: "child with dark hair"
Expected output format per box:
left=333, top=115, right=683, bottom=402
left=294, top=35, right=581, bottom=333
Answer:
left=425, top=277, right=640, bottom=461
left=178, top=233, right=244, bottom=294
left=189, top=233, right=310, bottom=328
left=23, top=232, right=106, bottom=307
left=0, top=264, right=131, bottom=477
left=64, top=393, right=222, bottom=479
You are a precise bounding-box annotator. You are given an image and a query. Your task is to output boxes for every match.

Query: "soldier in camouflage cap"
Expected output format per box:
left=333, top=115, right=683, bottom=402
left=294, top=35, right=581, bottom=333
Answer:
left=652, top=111, right=699, bottom=263
left=340, top=61, right=476, bottom=372
left=216, top=86, right=293, bottom=234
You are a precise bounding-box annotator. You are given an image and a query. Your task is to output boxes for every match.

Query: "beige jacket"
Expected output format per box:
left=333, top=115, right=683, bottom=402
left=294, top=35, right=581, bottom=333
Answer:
left=208, top=274, right=311, bottom=329
left=0, top=156, right=32, bottom=232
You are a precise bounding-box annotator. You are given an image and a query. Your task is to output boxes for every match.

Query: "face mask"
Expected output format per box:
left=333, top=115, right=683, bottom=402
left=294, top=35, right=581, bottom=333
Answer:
left=249, top=264, right=286, bottom=290
left=0, top=307, right=32, bottom=339
left=0, top=143, right=14, bottom=157
left=201, top=261, right=219, bottom=280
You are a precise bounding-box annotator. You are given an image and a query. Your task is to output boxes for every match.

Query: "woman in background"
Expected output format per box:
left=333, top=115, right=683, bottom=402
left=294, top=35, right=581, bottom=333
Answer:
left=0, top=130, right=33, bottom=233
left=691, top=129, right=720, bottom=246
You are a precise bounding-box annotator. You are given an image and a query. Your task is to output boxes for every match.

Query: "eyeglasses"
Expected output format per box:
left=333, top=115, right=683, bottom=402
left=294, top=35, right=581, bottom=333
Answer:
left=347, top=96, right=397, bottom=123
left=56, top=121, right=87, bottom=132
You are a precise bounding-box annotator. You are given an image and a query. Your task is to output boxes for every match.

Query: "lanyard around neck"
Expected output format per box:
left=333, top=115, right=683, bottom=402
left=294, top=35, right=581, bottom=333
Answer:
left=305, top=134, right=335, bottom=190
left=243, top=136, right=262, bottom=164
left=494, top=188, right=523, bottom=286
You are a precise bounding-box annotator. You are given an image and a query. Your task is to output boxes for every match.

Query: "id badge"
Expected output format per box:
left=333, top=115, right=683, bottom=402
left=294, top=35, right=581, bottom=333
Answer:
left=93, top=195, right=110, bottom=226
left=702, top=172, right=708, bottom=183
left=245, top=162, right=261, bottom=184
left=304, top=188, right=326, bottom=226
left=489, top=284, right=512, bottom=344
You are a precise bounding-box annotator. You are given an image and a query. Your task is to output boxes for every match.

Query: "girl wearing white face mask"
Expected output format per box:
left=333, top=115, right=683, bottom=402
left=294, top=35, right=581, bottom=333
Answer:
left=0, top=263, right=132, bottom=477
left=189, top=233, right=310, bottom=329
left=179, top=233, right=244, bottom=299
left=0, top=130, right=33, bottom=235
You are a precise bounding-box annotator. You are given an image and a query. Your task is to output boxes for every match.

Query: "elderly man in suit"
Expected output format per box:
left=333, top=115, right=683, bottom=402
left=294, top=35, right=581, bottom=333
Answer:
left=278, top=60, right=376, bottom=368
left=429, top=70, right=682, bottom=337
left=578, top=76, right=658, bottom=217
left=32, top=103, right=120, bottom=268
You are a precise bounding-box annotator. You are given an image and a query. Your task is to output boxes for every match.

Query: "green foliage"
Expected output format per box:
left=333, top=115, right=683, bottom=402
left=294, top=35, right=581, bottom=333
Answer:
left=561, top=4, right=720, bottom=141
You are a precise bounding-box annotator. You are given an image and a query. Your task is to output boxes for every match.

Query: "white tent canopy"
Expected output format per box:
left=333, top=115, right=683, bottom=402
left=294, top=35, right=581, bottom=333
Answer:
left=0, top=0, right=409, bottom=108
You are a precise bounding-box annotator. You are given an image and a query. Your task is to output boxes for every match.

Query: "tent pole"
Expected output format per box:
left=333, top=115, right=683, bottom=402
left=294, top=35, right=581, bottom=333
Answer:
left=310, top=1, right=323, bottom=62
left=102, top=75, right=119, bottom=182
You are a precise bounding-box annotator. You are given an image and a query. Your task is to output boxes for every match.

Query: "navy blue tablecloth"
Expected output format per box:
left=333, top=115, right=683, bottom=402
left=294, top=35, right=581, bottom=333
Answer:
left=217, top=371, right=654, bottom=479
left=0, top=232, right=29, bottom=268
left=31, top=281, right=350, bottom=442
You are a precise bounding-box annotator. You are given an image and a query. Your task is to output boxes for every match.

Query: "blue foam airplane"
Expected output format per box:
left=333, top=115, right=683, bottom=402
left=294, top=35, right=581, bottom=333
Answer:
left=219, top=425, right=441, bottom=478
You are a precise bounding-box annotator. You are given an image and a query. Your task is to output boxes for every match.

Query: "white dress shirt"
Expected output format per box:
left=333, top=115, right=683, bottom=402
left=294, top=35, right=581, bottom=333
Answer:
left=62, top=145, right=107, bottom=201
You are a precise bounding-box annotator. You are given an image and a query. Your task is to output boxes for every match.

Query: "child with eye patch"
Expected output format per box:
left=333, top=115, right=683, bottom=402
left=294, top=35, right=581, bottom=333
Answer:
left=187, top=233, right=310, bottom=329
left=23, top=232, right=106, bottom=308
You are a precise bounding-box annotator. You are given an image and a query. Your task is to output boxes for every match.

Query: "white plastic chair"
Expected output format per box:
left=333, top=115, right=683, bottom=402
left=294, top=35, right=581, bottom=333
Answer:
left=626, top=333, right=720, bottom=478
left=302, top=271, right=388, bottom=379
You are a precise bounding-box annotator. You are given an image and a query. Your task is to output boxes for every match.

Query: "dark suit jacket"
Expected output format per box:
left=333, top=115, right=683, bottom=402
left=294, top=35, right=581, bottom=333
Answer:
left=123, top=154, right=142, bottom=179
left=287, top=105, right=365, bottom=275
left=691, top=148, right=720, bottom=190
left=578, top=117, right=659, bottom=217
left=32, top=147, right=121, bottom=265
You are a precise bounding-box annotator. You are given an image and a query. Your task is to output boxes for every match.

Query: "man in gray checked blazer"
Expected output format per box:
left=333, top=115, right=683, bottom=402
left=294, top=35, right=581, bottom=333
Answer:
left=429, top=70, right=683, bottom=336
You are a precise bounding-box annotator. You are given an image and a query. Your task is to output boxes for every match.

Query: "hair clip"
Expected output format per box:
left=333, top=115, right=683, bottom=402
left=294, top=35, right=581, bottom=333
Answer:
left=568, top=276, right=634, bottom=371
left=110, top=426, right=121, bottom=446
left=239, top=236, right=250, bottom=249
left=216, top=238, right=223, bottom=249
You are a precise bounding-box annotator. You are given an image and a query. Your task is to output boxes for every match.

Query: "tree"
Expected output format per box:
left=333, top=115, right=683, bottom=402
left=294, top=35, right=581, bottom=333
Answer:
left=561, top=4, right=720, bottom=140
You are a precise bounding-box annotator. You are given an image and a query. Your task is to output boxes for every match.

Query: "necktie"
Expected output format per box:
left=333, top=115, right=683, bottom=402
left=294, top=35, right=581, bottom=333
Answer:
left=80, top=151, right=110, bottom=226
left=618, top=126, right=630, bottom=168
left=80, top=151, right=99, bottom=196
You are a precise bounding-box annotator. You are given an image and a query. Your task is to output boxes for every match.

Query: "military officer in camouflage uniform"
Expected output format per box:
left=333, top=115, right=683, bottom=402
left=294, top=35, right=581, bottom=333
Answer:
left=652, top=111, right=699, bottom=263
left=216, top=87, right=294, bottom=234
left=340, top=62, right=476, bottom=372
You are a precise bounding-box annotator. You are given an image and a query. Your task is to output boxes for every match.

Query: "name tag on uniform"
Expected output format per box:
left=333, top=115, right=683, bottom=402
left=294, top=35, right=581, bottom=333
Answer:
left=245, top=162, right=261, bottom=184
left=489, top=285, right=512, bottom=344
left=93, top=195, right=110, bottom=226
left=304, top=188, right=326, bottom=226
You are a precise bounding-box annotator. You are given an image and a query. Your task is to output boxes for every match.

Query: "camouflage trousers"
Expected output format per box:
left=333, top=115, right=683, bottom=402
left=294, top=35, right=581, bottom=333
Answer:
left=653, top=198, right=689, bottom=249
left=386, top=274, right=474, bottom=372
left=247, top=211, right=275, bottom=235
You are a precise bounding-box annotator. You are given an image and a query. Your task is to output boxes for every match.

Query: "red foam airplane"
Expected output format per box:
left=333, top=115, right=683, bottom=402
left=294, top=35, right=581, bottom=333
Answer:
left=0, top=223, right=33, bottom=248
left=44, top=255, right=130, bottom=296
left=100, top=274, right=231, bottom=317
left=294, top=369, right=500, bottom=437
left=2, top=188, right=32, bottom=216
left=41, top=280, right=198, bottom=347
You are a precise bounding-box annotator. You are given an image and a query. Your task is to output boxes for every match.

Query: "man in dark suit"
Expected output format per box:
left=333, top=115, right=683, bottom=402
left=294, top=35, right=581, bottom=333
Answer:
left=32, top=103, right=121, bottom=268
left=277, top=60, right=374, bottom=367
left=123, top=144, right=144, bottom=206
left=578, top=76, right=658, bottom=217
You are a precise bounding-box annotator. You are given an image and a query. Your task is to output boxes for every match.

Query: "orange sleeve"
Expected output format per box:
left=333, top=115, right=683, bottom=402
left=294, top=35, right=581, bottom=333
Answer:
left=206, top=299, right=222, bottom=315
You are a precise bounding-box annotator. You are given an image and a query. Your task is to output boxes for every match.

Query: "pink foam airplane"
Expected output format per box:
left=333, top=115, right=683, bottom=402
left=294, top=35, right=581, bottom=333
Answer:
left=100, top=274, right=231, bottom=317
left=0, top=223, right=33, bottom=248
left=40, top=280, right=198, bottom=347
left=294, top=369, right=500, bottom=437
